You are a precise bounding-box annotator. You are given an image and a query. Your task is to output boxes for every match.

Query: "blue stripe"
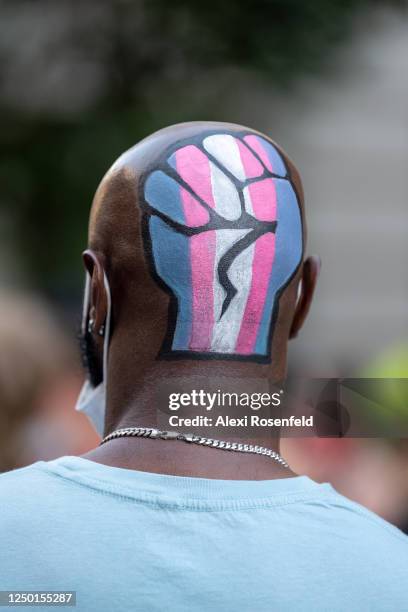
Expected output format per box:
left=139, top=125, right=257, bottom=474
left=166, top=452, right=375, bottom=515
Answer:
left=144, top=171, right=185, bottom=225
left=254, top=179, right=302, bottom=355
left=149, top=216, right=192, bottom=350
left=168, top=152, right=177, bottom=170
left=255, top=136, right=287, bottom=178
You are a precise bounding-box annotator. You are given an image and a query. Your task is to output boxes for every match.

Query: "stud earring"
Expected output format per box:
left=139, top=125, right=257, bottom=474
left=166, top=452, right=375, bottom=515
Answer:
left=98, top=324, right=105, bottom=337
left=87, top=319, right=95, bottom=334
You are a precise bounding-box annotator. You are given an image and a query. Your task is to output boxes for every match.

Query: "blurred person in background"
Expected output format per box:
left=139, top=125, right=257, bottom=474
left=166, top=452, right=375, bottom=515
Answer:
left=283, top=346, right=408, bottom=535
left=0, top=291, right=97, bottom=472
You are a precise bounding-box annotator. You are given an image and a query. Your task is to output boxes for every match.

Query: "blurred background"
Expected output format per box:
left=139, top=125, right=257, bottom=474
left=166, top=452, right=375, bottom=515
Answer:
left=0, top=0, right=407, bottom=529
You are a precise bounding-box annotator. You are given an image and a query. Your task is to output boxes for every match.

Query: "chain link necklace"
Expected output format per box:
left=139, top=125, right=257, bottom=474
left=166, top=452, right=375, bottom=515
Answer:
left=100, top=427, right=290, bottom=468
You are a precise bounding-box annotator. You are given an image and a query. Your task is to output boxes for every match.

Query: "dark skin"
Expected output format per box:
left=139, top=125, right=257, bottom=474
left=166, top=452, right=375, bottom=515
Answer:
left=81, top=121, right=320, bottom=480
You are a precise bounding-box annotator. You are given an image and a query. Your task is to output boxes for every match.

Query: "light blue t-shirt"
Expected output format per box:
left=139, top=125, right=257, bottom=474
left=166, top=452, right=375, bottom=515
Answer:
left=0, top=456, right=407, bottom=611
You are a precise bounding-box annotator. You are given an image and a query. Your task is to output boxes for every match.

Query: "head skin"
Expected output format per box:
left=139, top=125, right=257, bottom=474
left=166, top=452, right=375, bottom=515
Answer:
left=82, top=121, right=320, bottom=479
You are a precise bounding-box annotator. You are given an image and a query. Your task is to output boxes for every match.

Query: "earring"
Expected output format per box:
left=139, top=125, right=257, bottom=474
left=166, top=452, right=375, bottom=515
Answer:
left=87, top=319, right=95, bottom=334
left=98, top=324, right=105, bottom=337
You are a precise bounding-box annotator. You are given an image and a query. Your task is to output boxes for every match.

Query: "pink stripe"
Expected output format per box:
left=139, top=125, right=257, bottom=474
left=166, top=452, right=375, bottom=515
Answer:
left=239, top=139, right=276, bottom=221
left=178, top=182, right=209, bottom=226
left=176, top=146, right=215, bottom=350
left=235, top=171, right=277, bottom=354
left=235, top=233, right=276, bottom=354
left=176, top=146, right=215, bottom=210
left=237, top=139, right=264, bottom=178
left=247, top=178, right=276, bottom=221
left=178, top=186, right=209, bottom=227
left=188, top=231, right=216, bottom=350
left=244, top=135, right=273, bottom=173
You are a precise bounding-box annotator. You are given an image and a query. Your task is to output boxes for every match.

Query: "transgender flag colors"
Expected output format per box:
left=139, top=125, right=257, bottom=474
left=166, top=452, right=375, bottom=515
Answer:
left=143, top=132, right=302, bottom=361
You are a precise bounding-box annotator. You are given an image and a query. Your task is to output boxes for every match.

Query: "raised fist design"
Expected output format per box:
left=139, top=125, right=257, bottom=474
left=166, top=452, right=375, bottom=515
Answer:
left=141, top=132, right=302, bottom=361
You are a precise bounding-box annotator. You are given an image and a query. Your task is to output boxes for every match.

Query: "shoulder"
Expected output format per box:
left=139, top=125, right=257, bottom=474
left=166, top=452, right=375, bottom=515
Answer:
left=283, top=483, right=408, bottom=593
left=0, top=461, right=58, bottom=490
left=0, top=461, right=74, bottom=524
left=313, top=485, right=408, bottom=558
left=0, top=462, right=50, bottom=494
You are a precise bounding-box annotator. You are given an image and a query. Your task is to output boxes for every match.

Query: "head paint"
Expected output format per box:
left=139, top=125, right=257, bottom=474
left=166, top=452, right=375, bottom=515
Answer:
left=141, top=131, right=303, bottom=362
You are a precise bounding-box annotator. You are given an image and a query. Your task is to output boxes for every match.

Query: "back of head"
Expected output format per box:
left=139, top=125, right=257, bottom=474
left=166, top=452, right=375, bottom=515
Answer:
left=81, top=121, right=317, bottom=431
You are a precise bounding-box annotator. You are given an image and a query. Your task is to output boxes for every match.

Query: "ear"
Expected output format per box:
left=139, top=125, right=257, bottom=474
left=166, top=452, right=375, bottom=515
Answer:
left=289, top=255, right=320, bottom=339
left=82, top=249, right=108, bottom=337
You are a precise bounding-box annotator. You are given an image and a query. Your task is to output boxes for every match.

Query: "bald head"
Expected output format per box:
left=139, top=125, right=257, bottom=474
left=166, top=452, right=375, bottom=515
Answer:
left=82, top=122, right=318, bottom=400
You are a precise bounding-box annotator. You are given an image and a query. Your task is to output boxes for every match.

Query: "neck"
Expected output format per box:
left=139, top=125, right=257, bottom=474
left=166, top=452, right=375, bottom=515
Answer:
left=83, top=356, right=295, bottom=480
left=83, top=434, right=295, bottom=480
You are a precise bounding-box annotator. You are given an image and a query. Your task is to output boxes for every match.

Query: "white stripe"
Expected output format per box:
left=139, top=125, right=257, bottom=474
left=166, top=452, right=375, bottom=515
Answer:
left=243, top=185, right=254, bottom=215
left=210, top=229, right=254, bottom=353
left=203, top=134, right=246, bottom=181
left=209, top=161, right=241, bottom=220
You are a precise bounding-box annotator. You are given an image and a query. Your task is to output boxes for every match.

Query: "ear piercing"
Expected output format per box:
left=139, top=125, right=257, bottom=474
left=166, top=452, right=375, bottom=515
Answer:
left=87, top=319, right=105, bottom=337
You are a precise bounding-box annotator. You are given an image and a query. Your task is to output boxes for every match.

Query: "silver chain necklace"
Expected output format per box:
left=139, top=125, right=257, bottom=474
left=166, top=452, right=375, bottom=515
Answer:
left=100, top=427, right=290, bottom=468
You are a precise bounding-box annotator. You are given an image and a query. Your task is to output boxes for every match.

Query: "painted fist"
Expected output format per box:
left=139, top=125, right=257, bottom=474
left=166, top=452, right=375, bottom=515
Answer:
left=142, top=132, right=302, bottom=360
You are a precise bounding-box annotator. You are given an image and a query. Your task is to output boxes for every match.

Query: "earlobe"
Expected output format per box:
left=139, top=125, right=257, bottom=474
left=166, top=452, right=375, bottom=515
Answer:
left=289, top=255, right=320, bottom=339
